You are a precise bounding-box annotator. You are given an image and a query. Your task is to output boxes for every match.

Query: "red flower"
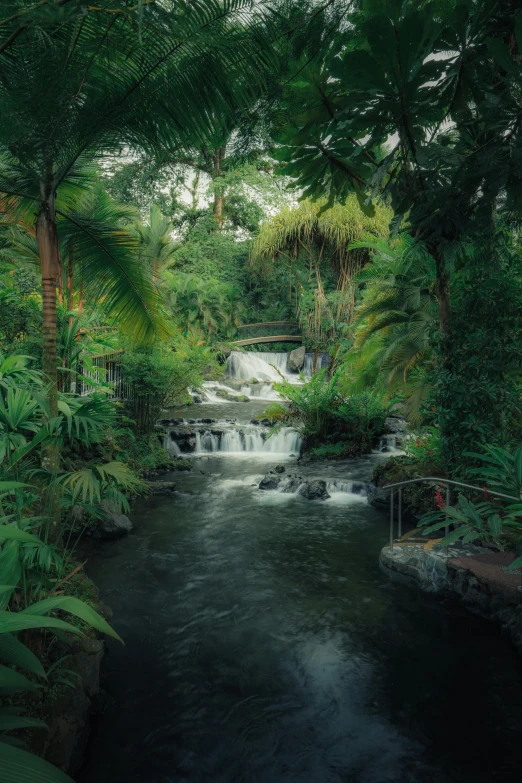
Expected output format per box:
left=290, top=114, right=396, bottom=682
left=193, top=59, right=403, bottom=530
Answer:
left=483, top=487, right=491, bottom=502
left=435, top=489, right=445, bottom=510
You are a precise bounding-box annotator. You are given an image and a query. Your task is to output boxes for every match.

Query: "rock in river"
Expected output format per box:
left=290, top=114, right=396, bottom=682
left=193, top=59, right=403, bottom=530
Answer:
left=288, top=345, right=306, bottom=371
left=95, top=503, right=133, bottom=539
left=259, top=475, right=281, bottom=490
left=298, top=480, right=330, bottom=501
left=148, top=481, right=177, bottom=496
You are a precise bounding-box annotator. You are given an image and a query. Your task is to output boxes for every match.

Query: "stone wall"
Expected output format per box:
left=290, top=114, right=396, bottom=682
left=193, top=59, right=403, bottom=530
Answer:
left=380, top=543, right=522, bottom=654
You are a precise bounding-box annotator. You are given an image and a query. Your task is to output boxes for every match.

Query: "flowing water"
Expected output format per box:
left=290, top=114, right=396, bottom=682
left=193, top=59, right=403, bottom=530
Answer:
left=80, top=379, right=522, bottom=783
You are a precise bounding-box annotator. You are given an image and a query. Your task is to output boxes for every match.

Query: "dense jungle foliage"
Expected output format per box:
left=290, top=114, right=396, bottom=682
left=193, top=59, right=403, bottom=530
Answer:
left=0, top=0, right=521, bottom=778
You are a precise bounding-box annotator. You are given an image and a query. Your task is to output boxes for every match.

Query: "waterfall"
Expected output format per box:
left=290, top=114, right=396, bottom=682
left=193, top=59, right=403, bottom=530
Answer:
left=164, top=435, right=181, bottom=456
left=196, top=426, right=301, bottom=455
left=166, top=420, right=302, bottom=456
left=302, top=352, right=331, bottom=378
left=195, top=431, right=220, bottom=452
left=226, top=351, right=294, bottom=383
left=375, top=434, right=400, bottom=453
left=325, top=479, right=368, bottom=496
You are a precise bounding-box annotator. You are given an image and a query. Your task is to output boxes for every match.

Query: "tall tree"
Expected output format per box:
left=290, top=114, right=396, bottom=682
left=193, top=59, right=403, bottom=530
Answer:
left=275, top=0, right=522, bottom=337
left=0, top=0, right=277, bottom=445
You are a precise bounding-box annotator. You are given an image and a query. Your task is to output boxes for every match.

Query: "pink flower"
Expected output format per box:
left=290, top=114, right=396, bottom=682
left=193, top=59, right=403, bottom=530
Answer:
left=435, top=489, right=445, bottom=510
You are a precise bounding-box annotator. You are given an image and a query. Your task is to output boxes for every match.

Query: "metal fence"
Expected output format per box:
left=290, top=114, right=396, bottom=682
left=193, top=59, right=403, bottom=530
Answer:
left=77, top=350, right=132, bottom=399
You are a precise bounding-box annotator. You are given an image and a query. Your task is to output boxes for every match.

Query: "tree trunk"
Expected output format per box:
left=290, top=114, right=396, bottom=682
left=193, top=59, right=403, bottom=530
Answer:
left=213, top=192, right=224, bottom=228
left=36, top=187, right=59, bottom=420
left=212, top=146, right=226, bottom=230
left=436, top=266, right=451, bottom=337
left=67, top=242, right=74, bottom=325
left=432, top=250, right=451, bottom=337
left=36, top=182, right=61, bottom=536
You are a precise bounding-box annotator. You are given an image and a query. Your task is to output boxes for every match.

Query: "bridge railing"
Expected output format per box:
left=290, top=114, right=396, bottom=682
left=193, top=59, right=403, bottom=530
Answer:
left=232, top=321, right=302, bottom=346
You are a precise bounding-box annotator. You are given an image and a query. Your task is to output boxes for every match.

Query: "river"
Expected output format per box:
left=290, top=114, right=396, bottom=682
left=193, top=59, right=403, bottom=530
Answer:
left=80, top=361, right=522, bottom=783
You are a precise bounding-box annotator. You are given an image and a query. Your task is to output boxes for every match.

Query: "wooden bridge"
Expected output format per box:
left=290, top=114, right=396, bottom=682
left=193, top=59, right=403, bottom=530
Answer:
left=230, top=321, right=303, bottom=347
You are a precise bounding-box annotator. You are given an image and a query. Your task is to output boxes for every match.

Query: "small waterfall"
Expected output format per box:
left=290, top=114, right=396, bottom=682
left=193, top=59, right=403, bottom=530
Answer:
left=375, top=434, right=400, bottom=453
left=239, top=382, right=276, bottom=399
left=195, top=431, right=220, bottom=452
left=164, top=435, right=181, bottom=457
left=226, top=351, right=293, bottom=383
left=302, top=352, right=331, bottom=378
left=165, top=420, right=302, bottom=456
left=325, top=479, right=368, bottom=496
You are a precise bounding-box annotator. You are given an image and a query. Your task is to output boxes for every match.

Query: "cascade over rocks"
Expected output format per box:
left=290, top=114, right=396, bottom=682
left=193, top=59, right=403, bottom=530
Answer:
left=258, top=473, right=330, bottom=500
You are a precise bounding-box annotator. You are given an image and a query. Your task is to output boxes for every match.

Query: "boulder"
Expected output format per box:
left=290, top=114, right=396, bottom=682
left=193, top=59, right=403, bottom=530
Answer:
left=94, top=503, right=133, bottom=539
left=384, top=416, right=409, bottom=434
left=298, top=480, right=330, bottom=501
left=273, top=464, right=286, bottom=474
left=367, top=484, right=389, bottom=510
left=253, top=417, right=272, bottom=427
left=280, top=476, right=302, bottom=493
left=259, top=475, right=281, bottom=490
left=288, top=345, right=306, bottom=371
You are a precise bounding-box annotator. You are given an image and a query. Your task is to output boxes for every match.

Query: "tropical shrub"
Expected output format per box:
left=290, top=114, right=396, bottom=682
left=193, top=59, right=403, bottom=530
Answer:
left=0, top=479, right=123, bottom=783
left=269, top=371, right=387, bottom=454
left=401, top=427, right=443, bottom=472
left=163, top=271, right=245, bottom=340
left=120, top=339, right=218, bottom=434
left=419, top=444, right=522, bottom=565
left=343, top=236, right=437, bottom=424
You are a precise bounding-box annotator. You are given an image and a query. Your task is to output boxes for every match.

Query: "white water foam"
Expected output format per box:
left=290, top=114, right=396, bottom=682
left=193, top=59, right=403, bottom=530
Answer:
left=194, top=426, right=302, bottom=456
left=227, top=351, right=295, bottom=383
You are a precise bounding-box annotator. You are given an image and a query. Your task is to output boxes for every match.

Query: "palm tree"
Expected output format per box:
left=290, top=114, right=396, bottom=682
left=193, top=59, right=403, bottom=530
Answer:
left=1, top=178, right=166, bottom=342
left=0, top=0, right=277, bottom=440
left=133, top=204, right=178, bottom=278
left=343, top=236, right=438, bottom=423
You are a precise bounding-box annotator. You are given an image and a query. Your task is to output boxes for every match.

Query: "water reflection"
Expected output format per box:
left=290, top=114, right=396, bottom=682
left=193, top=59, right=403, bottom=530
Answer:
left=80, top=448, right=522, bottom=783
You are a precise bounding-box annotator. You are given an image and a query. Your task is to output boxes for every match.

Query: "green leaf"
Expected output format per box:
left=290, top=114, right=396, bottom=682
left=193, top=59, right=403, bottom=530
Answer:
left=0, top=634, right=45, bottom=678
left=0, top=714, right=47, bottom=731
left=21, top=597, right=123, bottom=643
left=0, top=482, right=31, bottom=495
left=439, top=525, right=473, bottom=547
left=487, top=513, right=503, bottom=539
left=0, top=665, right=41, bottom=693
left=0, top=741, right=73, bottom=782
left=0, top=527, right=43, bottom=546
left=0, top=612, right=82, bottom=637
left=486, top=37, right=519, bottom=77
left=0, top=543, right=21, bottom=610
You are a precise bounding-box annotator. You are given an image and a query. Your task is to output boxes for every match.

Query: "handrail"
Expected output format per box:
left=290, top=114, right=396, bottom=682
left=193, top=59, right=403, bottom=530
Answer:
left=237, top=321, right=299, bottom=329
left=380, top=476, right=520, bottom=554
left=382, top=477, right=519, bottom=503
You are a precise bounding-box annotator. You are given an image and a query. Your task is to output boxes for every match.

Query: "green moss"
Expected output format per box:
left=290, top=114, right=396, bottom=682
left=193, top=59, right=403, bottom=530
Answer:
left=171, top=459, right=192, bottom=471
